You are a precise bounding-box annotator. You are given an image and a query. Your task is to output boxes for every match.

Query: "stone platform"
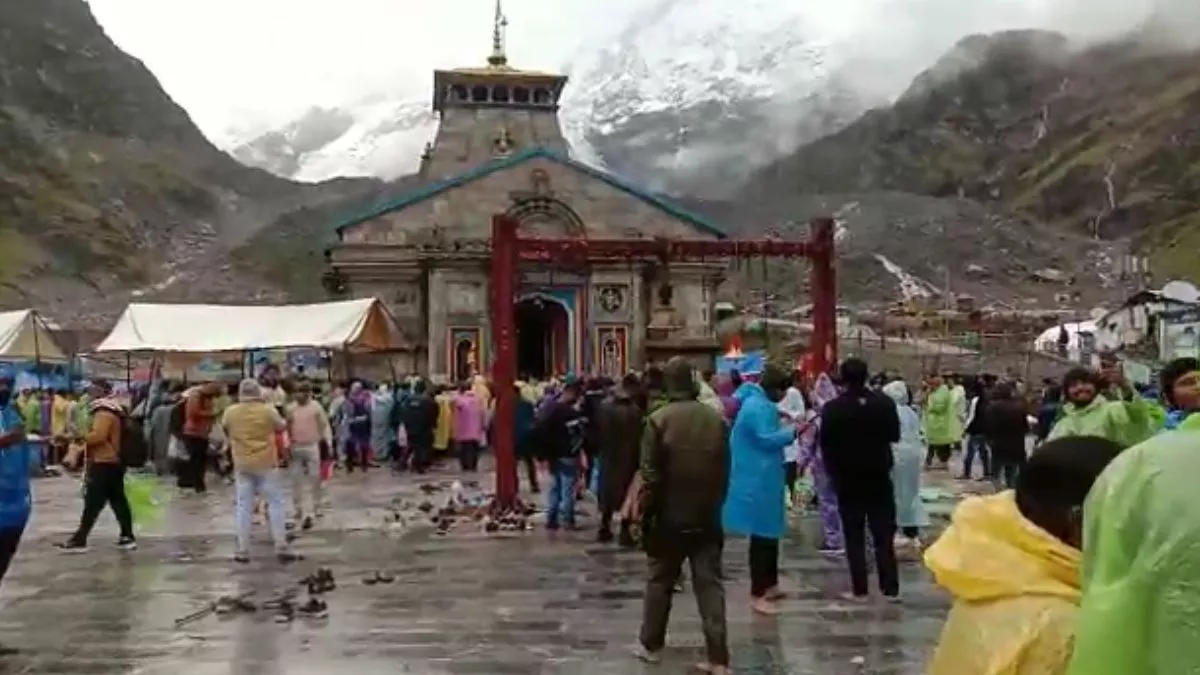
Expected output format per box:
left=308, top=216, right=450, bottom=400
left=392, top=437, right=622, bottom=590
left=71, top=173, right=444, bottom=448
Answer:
left=0, top=465, right=950, bottom=674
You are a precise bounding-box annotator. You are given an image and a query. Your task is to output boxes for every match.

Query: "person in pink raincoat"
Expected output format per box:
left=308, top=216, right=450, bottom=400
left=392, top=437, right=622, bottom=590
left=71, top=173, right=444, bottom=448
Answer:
left=796, top=373, right=843, bottom=553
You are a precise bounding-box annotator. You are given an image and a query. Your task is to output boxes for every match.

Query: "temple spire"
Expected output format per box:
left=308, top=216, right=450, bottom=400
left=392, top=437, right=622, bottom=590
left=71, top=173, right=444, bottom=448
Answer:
left=487, top=0, right=508, bottom=67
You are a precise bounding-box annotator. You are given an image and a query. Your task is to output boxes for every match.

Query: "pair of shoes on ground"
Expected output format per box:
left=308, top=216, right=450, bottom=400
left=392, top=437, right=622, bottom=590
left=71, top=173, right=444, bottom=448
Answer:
left=301, top=568, right=336, bottom=594
left=273, top=596, right=329, bottom=623
left=361, top=570, right=394, bottom=585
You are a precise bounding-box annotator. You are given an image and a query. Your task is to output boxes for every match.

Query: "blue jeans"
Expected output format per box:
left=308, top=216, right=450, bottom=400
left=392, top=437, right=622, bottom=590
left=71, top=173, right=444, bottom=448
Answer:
left=545, top=458, right=578, bottom=528
left=234, top=469, right=289, bottom=556
left=961, top=435, right=991, bottom=479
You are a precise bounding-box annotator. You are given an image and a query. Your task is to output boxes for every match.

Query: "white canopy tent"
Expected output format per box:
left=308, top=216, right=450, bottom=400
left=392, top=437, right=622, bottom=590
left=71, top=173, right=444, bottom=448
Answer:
left=0, top=309, right=68, bottom=362
left=92, top=298, right=404, bottom=354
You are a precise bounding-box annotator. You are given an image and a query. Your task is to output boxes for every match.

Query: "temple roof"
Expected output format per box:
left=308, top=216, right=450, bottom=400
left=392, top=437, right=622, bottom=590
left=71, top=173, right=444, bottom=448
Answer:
left=332, top=146, right=727, bottom=239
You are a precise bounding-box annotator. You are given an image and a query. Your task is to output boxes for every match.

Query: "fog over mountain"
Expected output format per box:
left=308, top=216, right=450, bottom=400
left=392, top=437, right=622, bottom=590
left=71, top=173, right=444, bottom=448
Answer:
left=87, top=0, right=1199, bottom=194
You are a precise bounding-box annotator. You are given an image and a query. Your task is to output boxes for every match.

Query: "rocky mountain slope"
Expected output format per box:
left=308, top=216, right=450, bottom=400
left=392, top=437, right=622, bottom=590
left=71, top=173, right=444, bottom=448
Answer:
left=0, top=0, right=374, bottom=326
left=743, top=28, right=1200, bottom=283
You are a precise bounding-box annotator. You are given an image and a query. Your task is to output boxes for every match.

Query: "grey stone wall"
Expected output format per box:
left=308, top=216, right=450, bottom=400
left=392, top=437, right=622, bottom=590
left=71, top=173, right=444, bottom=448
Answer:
left=341, top=157, right=720, bottom=245
left=425, top=108, right=568, bottom=180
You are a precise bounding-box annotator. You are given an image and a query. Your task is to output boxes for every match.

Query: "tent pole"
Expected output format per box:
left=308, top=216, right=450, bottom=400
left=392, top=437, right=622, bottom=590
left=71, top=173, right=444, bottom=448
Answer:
left=31, top=311, right=43, bottom=389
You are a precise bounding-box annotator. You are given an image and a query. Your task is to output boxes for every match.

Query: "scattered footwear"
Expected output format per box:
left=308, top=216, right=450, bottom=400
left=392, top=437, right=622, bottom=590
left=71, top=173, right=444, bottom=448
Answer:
left=273, top=600, right=295, bottom=623
left=55, top=540, right=88, bottom=554
left=276, top=551, right=302, bottom=564
left=296, top=597, right=329, bottom=619
left=301, top=516, right=314, bottom=531
left=362, top=570, right=395, bottom=585
left=303, top=568, right=336, bottom=594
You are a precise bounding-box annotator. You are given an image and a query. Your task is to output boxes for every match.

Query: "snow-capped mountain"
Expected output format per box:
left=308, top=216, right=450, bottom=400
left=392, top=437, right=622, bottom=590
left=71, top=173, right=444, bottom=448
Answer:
left=232, top=98, right=436, bottom=182
left=228, top=0, right=872, bottom=195
left=559, top=0, right=875, bottom=196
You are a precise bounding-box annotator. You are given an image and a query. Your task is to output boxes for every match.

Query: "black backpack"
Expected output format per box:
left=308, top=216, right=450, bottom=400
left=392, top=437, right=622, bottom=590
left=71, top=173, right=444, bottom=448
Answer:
left=119, top=413, right=150, bottom=468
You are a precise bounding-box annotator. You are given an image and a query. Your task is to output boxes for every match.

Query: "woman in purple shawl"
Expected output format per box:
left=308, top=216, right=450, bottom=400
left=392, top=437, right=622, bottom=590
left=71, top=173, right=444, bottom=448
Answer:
left=796, top=374, right=843, bottom=553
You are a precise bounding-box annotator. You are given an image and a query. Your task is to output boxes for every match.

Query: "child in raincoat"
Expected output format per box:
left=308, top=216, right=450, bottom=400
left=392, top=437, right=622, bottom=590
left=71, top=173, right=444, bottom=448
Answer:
left=882, top=380, right=928, bottom=549
left=1067, top=413, right=1200, bottom=675
left=924, top=435, right=1124, bottom=675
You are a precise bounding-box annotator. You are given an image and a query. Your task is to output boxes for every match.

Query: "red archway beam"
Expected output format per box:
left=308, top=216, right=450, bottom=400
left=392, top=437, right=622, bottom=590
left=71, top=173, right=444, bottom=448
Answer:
left=513, top=237, right=813, bottom=261
left=488, top=215, right=837, bottom=507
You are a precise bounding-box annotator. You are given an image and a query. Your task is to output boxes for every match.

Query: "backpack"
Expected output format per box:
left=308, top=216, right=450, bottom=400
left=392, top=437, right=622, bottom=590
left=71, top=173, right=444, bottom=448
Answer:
left=168, top=400, right=187, bottom=436
left=119, top=414, right=150, bottom=468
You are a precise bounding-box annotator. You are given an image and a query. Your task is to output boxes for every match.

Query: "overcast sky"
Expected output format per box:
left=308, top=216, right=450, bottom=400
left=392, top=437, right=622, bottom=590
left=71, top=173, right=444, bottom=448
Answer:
left=87, top=0, right=647, bottom=139
left=87, top=0, right=1181, bottom=143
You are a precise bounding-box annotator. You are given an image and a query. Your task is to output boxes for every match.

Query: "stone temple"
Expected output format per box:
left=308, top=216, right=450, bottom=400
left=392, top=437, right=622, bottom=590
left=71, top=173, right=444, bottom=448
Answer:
left=326, top=8, right=728, bottom=380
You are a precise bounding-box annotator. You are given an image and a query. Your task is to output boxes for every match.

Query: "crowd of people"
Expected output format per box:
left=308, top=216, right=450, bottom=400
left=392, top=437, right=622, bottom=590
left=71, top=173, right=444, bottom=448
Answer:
left=0, top=352, right=1197, bottom=669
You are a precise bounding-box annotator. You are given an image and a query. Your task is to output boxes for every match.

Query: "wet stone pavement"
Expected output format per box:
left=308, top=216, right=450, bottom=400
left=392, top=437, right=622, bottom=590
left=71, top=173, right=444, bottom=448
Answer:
left=0, top=465, right=953, bottom=674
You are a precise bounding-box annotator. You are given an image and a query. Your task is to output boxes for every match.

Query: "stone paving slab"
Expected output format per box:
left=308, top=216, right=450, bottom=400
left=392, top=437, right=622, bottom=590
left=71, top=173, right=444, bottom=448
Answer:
left=0, top=466, right=951, bottom=674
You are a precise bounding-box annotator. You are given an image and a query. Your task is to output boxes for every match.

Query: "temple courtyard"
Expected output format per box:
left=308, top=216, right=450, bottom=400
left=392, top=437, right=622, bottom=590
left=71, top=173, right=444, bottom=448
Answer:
left=0, top=466, right=953, bottom=674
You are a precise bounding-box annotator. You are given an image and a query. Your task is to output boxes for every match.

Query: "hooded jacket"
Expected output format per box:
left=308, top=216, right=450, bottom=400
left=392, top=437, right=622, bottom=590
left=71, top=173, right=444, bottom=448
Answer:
left=925, top=492, right=1079, bottom=675
left=641, top=359, right=729, bottom=536
left=1067, top=414, right=1200, bottom=675
left=924, top=384, right=962, bottom=446
left=722, top=382, right=794, bottom=539
left=1046, top=391, right=1153, bottom=448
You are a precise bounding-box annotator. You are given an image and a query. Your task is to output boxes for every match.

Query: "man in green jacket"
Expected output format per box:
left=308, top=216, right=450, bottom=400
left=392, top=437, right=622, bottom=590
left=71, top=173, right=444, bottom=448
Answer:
left=923, top=373, right=961, bottom=468
left=1047, top=367, right=1154, bottom=449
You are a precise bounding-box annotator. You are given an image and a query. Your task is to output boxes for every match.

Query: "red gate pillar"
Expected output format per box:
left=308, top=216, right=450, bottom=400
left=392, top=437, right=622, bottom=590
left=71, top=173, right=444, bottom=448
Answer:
left=489, top=215, right=519, bottom=506
left=808, top=217, right=838, bottom=375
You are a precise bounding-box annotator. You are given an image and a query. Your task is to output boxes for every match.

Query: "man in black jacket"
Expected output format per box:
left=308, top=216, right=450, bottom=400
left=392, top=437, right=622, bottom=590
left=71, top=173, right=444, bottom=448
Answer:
left=820, top=357, right=902, bottom=601
left=983, top=383, right=1030, bottom=489
left=397, top=380, right=439, bottom=473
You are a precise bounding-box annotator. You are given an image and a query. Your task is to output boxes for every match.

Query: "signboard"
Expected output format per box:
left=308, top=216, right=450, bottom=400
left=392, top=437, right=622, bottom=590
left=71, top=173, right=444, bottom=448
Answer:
left=1159, top=307, right=1200, bottom=361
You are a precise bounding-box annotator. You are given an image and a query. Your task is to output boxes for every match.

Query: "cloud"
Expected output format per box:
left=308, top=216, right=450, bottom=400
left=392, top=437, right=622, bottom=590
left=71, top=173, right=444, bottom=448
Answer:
left=86, top=0, right=626, bottom=139
left=87, top=0, right=1195, bottom=145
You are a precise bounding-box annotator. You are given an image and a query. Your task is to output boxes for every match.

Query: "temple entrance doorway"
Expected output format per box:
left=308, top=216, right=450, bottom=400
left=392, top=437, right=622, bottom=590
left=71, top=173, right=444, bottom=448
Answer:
left=515, top=295, right=568, bottom=380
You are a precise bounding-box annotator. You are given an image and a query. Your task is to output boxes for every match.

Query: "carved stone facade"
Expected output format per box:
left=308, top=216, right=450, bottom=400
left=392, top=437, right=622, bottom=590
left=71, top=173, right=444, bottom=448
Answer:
left=325, top=48, right=726, bottom=378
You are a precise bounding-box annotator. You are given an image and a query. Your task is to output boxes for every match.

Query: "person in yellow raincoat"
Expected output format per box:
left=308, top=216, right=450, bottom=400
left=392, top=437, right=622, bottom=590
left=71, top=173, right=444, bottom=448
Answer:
left=1067, top=413, right=1200, bottom=674
left=924, top=435, right=1124, bottom=675
left=433, top=385, right=453, bottom=456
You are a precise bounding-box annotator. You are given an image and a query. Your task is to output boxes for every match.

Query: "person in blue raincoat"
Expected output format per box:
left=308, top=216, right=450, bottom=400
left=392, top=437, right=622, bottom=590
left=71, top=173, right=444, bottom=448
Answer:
left=0, top=375, right=31, bottom=655
left=722, top=363, right=797, bottom=616
left=882, top=379, right=929, bottom=550
left=369, top=384, right=395, bottom=465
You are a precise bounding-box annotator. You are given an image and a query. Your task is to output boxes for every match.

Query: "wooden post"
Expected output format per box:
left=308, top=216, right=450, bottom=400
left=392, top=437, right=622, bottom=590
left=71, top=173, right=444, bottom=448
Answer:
left=808, top=217, right=838, bottom=374
left=489, top=214, right=519, bottom=506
